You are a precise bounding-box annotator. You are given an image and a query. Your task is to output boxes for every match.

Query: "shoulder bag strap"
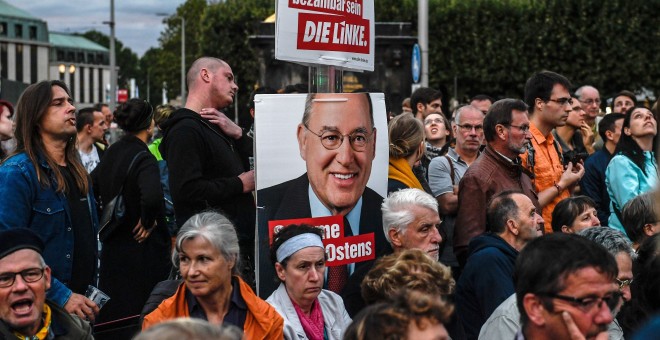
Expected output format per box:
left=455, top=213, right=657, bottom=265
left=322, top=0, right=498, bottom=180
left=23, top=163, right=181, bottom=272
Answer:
left=445, top=155, right=456, bottom=186
left=117, top=150, right=147, bottom=196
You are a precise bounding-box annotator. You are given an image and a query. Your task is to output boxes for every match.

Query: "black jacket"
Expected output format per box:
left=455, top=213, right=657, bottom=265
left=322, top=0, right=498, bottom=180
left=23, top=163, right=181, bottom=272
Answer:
left=0, top=300, right=93, bottom=339
left=92, top=135, right=165, bottom=233
left=92, top=135, right=172, bottom=322
left=159, top=108, right=255, bottom=241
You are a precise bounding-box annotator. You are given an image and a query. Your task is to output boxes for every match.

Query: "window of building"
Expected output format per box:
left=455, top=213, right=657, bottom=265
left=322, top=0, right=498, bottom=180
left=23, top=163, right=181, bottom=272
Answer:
left=29, top=26, right=37, bottom=40
left=0, top=43, right=7, bottom=79
left=98, top=68, right=104, bottom=103
left=16, top=44, right=24, bottom=82
left=30, top=45, right=37, bottom=83
left=15, top=24, right=23, bottom=39
left=88, top=66, right=94, bottom=104
left=0, top=23, right=6, bottom=36
left=70, top=70, right=76, bottom=102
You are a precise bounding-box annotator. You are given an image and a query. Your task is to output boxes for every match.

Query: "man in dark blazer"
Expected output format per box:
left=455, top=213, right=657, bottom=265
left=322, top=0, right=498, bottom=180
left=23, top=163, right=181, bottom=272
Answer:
left=257, top=93, right=390, bottom=297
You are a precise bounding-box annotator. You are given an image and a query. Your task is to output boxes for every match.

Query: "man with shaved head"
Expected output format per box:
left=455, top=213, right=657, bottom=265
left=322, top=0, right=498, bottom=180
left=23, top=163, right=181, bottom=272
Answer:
left=160, top=57, right=256, bottom=277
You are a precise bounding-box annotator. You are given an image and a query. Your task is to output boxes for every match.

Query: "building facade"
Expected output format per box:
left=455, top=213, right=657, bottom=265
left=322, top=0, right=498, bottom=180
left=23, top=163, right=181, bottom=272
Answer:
left=0, top=0, right=111, bottom=106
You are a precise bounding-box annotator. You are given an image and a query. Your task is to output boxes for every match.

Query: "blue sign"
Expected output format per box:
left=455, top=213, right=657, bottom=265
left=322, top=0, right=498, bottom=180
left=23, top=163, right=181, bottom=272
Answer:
left=412, top=44, right=421, bottom=84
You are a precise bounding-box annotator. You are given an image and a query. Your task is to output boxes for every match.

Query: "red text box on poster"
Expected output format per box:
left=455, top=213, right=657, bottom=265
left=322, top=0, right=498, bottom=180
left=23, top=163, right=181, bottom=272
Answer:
left=268, top=215, right=375, bottom=266
left=297, top=12, right=370, bottom=54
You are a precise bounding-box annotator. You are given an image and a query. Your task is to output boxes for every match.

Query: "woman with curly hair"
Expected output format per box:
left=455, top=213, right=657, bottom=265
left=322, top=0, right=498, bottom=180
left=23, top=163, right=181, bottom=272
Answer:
left=360, top=249, right=454, bottom=306
left=344, top=289, right=452, bottom=340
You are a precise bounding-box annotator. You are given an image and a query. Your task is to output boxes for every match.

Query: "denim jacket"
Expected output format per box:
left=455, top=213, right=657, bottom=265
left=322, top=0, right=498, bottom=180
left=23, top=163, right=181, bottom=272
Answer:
left=0, top=152, right=99, bottom=306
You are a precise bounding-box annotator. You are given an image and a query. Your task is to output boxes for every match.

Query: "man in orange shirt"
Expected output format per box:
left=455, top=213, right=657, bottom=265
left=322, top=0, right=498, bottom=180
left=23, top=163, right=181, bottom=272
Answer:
left=522, top=71, right=584, bottom=231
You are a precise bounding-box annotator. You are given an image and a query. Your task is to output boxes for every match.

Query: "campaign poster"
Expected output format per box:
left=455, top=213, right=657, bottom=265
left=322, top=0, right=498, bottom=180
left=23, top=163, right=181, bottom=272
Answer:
left=275, top=0, right=375, bottom=71
left=254, top=92, right=388, bottom=297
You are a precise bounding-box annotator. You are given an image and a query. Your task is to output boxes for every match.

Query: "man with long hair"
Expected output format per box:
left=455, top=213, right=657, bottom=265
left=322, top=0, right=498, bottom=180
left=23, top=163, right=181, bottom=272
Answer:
left=0, top=80, right=100, bottom=321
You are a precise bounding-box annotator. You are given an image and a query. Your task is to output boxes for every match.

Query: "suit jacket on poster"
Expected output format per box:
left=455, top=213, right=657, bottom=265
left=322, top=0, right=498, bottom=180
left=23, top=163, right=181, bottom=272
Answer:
left=256, top=174, right=390, bottom=297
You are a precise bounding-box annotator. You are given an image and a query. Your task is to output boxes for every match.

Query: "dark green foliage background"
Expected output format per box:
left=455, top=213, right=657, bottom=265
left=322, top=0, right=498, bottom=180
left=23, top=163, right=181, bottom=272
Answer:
left=105, top=0, right=660, bottom=110
left=406, top=0, right=660, bottom=99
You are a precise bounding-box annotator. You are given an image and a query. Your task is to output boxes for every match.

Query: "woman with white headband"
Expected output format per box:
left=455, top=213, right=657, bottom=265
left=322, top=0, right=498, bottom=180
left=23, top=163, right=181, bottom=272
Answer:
left=267, top=224, right=351, bottom=340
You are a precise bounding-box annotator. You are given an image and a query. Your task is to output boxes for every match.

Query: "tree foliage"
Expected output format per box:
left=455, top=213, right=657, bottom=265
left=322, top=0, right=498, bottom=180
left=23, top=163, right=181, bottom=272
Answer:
left=79, top=30, right=139, bottom=89
left=197, top=0, right=274, bottom=118
left=428, top=0, right=660, bottom=100
left=144, top=0, right=660, bottom=110
left=145, top=0, right=274, bottom=115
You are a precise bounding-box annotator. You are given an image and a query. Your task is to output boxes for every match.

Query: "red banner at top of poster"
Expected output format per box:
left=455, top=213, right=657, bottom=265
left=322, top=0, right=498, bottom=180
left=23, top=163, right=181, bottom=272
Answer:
left=289, top=0, right=364, bottom=19
left=297, top=12, right=370, bottom=54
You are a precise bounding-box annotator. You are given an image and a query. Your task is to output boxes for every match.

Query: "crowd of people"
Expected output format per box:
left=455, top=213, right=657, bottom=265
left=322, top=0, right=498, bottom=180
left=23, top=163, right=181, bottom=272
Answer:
left=0, top=57, right=659, bottom=340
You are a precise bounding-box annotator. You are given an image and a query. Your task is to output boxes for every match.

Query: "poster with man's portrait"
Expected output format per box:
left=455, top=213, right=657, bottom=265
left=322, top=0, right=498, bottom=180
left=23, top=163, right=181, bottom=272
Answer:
left=254, top=92, right=388, bottom=297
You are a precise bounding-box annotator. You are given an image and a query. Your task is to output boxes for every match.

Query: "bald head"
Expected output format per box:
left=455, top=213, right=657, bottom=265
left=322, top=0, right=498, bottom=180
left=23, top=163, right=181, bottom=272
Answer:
left=575, top=85, right=601, bottom=122
left=184, top=57, right=237, bottom=111
left=575, top=85, right=599, bottom=98
left=186, top=57, right=228, bottom=89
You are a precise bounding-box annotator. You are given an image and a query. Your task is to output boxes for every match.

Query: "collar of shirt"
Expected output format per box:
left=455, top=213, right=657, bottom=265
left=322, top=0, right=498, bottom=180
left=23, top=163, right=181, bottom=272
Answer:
left=446, top=148, right=463, bottom=164
left=530, top=122, right=554, bottom=146
left=186, top=276, right=247, bottom=320
left=493, top=149, right=516, bottom=164
left=308, top=184, right=362, bottom=236
left=448, top=147, right=480, bottom=165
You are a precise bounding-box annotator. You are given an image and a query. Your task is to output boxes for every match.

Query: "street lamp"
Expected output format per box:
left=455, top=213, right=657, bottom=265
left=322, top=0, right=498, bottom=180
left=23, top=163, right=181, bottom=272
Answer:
left=103, top=0, right=117, bottom=112
left=58, top=64, right=77, bottom=96
left=156, top=13, right=185, bottom=106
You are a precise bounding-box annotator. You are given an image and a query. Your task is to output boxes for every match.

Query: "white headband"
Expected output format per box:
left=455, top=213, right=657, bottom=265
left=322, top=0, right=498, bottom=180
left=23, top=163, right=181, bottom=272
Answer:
left=276, top=233, right=324, bottom=263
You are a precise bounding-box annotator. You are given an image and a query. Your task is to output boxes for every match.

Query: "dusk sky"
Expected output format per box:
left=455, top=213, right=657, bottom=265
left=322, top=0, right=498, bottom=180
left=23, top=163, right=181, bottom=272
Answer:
left=5, top=0, right=185, bottom=56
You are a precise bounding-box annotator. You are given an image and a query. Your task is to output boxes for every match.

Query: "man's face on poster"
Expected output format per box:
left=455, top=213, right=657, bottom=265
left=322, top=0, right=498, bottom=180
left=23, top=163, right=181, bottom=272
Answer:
left=298, top=93, right=376, bottom=216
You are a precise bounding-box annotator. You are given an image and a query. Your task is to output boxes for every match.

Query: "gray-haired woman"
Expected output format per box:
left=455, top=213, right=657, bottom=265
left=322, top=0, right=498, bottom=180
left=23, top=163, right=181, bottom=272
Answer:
left=142, top=211, right=283, bottom=339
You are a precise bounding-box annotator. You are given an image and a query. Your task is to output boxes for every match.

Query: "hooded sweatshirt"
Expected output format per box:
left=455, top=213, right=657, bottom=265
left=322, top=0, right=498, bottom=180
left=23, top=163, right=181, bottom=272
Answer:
left=159, top=108, right=254, bottom=241
left=455, top=233, right=519, bottom=340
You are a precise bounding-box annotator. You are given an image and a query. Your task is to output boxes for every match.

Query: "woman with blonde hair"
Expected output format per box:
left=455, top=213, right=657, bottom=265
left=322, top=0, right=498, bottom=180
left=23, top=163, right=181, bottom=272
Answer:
left=387, top=113, right=432, bottom=194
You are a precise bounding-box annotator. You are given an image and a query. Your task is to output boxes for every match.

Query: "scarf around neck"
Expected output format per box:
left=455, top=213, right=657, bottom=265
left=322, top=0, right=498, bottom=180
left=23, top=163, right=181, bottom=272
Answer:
left=293, top=298, right=324, bottom=340
left=388, top=157, right=423, bottom=190
left=12, top=303, right=51, bottom=340
left=425, top=141, right=444, bottom=161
